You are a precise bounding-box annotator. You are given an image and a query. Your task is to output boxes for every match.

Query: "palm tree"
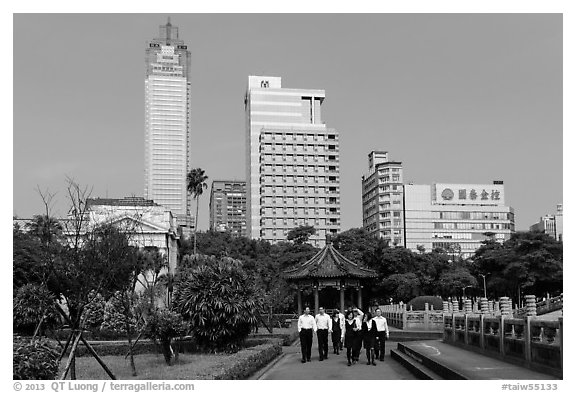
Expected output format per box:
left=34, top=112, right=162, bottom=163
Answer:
left=186, top=168, right=209, bottom=256
left=26, top=214, right=62, bottom=245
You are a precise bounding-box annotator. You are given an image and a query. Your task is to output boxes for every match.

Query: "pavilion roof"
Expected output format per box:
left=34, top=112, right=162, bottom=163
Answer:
left=284, top=243, right=379, bottom=280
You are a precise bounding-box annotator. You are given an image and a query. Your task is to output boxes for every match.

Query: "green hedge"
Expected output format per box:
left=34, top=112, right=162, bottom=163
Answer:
left=212, top=340, right=282, bottom=380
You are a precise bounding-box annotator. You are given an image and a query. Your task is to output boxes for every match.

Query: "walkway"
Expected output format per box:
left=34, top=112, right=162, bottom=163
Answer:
left=253, top=339, right=416, bottom=380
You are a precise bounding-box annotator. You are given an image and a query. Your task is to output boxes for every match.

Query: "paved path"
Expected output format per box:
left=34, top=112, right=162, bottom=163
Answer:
left=401, top=341, right=559, bottom=380
left=254, top=339, right=416, bottom=380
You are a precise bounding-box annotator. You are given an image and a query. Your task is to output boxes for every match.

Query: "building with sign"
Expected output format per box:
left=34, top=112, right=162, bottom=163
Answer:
left=144, top=18, right=193, bottom=235
left=361, top=151, right=405, bottom=246
left=530, top=204, right=563, bottom=241
left=404, top=181, right=515, bottom=259
left=245, top=76, right=340, bottom=247
left=209, top=180, right=247, bottom=237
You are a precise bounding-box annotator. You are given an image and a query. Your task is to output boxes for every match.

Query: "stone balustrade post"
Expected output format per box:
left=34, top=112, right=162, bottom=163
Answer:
left=452, top=299, right=460, bottom=313
left=464, top=299, right=472, bottom=314
left=480, top=297, right=489, bottom=314
left=500, top=296, right=512, bottom=318
left=443, top=301, right=450, bottom=314
left=525, top=294, right=537, bottom=317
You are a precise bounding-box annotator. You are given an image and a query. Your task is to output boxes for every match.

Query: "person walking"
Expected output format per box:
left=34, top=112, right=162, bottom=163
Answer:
left=336, top=308, right=345, bottom=350
left=315, top=307, right=332, bottom=361
left=362, top=312, right=378, bottom=366
left=343, top=310, right=360, bottom=366
left=351, top=307, right=364, bottom=362
left=373, top=308, right=390, bottom=361
left=297, top=306, right=317, bottom=363
left=331, top=310, right=344, bottom=355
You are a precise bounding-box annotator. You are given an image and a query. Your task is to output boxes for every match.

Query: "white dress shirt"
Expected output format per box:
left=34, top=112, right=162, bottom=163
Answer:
left=298, top=314, right=317, bottom=332
left=353, top=308, right=364, bottom=328
left=315, top=313, right=333, bottom=331
left=373, top=315, right=390, bottom=337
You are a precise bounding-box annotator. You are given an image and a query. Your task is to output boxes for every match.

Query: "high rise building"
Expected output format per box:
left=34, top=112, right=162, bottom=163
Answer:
left=361, top=151, right=405, bottom=246
left=404, top=181, right=515, bottom=259
left=209, top=180, right=247, bottom=237
left=144, top=18, right=193, bottom=233
left=530, top=203, right=563, bottom=241
left=245, top=76, right=340, bottom=247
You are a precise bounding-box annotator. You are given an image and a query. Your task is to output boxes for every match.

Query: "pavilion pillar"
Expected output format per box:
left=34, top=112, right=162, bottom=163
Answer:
left=358, top=287, right=363, bottom=309
left=314, top=286, right=319, bottom=315
left=297, top=288, right=302, bottom=316
left=339, top=286, right=345, bottom=312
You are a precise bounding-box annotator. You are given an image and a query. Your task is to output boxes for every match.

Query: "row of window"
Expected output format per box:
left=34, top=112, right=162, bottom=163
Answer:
left=260, top=133, right=337, bottom=142
left=433, top=222, right=513, bottom=230
left=438, top=211, right=513, bottom=220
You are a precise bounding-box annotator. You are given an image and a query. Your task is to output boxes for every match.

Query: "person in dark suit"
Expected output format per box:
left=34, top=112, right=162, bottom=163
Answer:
left=331, top=310, right=343, bottom=355
left=362, top=311, right=378, bottom=365
left=343, top=310, right=360, bottom=366
left=351, top=308, right=363, bottom=362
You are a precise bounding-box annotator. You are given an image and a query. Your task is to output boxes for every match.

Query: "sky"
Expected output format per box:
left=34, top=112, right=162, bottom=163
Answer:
left=13, top=13, right=562, bottom=231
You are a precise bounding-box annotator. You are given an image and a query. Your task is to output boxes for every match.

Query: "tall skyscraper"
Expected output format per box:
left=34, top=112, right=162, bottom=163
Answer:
left=209, top=180, right=247, bottom=237
left=245, top=76, right=340, bottom=247
left=144, top=18, right=193, bottom=232
left=361, top=151, right=405, bottom=246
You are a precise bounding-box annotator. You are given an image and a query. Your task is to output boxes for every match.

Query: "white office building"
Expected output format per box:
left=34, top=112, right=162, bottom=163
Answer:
left=404, top=181, right=515, bottom=259
left=245, top=76, right=340, bottom=247
left=144, top=18, right=193, bottom=233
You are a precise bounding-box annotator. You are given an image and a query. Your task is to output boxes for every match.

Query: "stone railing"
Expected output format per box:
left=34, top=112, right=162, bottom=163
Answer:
left=443, top=295, right=562, bottom=378
left=515, top=294, right=563, bottom=318
left=380, top=304, right=444, bottom=331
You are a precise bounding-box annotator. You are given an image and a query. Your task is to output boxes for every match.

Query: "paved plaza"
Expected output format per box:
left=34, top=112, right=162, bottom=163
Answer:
left=253, top=339, right=416, bottom=380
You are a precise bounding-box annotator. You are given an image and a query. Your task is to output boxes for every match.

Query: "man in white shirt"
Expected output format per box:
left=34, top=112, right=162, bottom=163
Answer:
left=315, top=307, right=332, bottom=361
left=298, top=306, right=317, bottom=363
left=373, top=308, right=390, bottom=361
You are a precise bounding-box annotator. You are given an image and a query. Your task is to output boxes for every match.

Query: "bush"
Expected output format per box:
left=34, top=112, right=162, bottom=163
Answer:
left=146, top=309, right=186, bottom=365
left=101, top=292, right=138, bottom=335
left=212, top=342, right=282, bottom=380
left=173, top=256, right=262, bottom=352
left=13, top=284, right=59, bottom=335
left=407, top=295, right=444, bottom=311
left=13, top=337, right=59, bottom=380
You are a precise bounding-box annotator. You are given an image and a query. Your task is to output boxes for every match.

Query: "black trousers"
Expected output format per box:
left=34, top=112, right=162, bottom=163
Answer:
left=374, top=331, right=387, bottom=360
left=317, top=329, right=329, bottom=359
left=299, top=329, right=313, bottom=361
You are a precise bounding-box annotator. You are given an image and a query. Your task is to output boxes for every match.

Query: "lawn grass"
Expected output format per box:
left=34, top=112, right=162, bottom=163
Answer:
left=61, top=352, right=235, bottom=380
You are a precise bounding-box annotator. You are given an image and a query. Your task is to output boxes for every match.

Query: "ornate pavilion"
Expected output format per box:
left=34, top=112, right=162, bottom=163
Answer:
left=284, top=238, right=379, bottom=314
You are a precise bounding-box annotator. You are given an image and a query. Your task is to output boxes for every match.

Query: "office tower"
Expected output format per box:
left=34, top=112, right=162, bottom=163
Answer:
left=209, top=180, right=247, bottom=237
left=404, top=181, right=515, bottom=259
left=361, top=151, right=405, bottom=246
left=530, top=203, right=563, bottom=241
left=144, top=18, right=193, bottom=232
left=245, top=76, right=340, bottom=247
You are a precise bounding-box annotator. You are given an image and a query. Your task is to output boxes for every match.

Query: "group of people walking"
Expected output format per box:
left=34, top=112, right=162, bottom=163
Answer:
left=297, top=306, right=390, bottom=366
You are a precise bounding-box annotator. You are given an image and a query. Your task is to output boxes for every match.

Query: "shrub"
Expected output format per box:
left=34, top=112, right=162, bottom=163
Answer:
left=13, top=284, right=59, bottom=335
left=146, top=308, right=186, bottom=365
left=13, top=337, right=59, bottom=380
left=83, top=291, right=106, bottom=329
left=173, top=256, right=262, bottom=352
left=212, top=342, right=282, bottom=380
left=100, top=292, right=137, bottom=335
left=407, top=295, right=444, bottom=311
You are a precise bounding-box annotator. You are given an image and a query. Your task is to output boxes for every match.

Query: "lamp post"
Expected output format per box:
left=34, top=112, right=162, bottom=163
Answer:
left=479, top=273, right=490, bottom=299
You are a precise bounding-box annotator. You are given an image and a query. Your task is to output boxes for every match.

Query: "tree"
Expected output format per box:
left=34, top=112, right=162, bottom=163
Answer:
left=332, top=228, right=379, bottom=265
left=287, top=225, right=316, bottom=245
left=173, top=255, right=262, bottom=352
left=146, top=309, right=185, bottom=365
left=26, top=215, right=63, bottom=245
left=471, top=231, right=562, bottom=303
left=186, top=168, right=209, bottom=256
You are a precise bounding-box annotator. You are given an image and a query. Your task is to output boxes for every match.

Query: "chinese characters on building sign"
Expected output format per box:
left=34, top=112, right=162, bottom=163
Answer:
left=442, top=188, right=501, bottom=201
